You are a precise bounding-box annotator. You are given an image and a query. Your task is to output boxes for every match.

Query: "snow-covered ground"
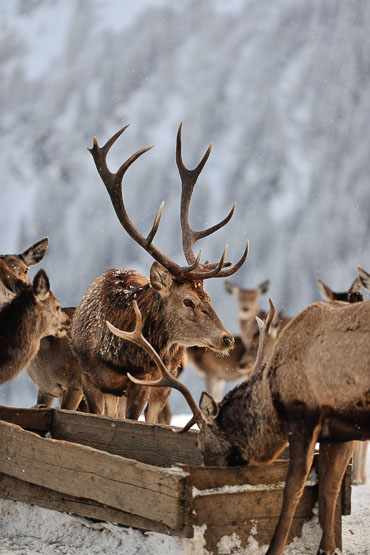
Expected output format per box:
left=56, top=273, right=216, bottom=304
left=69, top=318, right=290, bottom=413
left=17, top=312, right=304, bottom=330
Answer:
left=0, top=415, right=369, bottom=554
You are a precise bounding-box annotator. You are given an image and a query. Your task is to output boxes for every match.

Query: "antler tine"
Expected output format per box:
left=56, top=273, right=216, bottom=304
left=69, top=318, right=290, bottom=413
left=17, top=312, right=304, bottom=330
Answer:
left=177, top=122, right=238, bottom=262
left=106, top=302, right=202, bottom=431
left=176, top=122, right=248, bottom=279
left=89, top=126, right=192, bottom=278
left=248, top=299, right=276, bottom=379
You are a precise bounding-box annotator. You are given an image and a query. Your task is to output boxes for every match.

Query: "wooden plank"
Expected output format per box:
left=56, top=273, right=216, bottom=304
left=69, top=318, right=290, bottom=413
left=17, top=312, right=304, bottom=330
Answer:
left=202, top=517, right=310, bottom=555
left=0, top=405, right=52, bottom=433
left=192, top=485, right=318, bottom=524
left=51, top=408, right=203, bottom=466
left=0, top=420, right=189, bottom=529
left=341, top=462, right=352, bottom=515
left=181, top=460, right=290, bottom=490
left=0, top=473, right=193, bottom=538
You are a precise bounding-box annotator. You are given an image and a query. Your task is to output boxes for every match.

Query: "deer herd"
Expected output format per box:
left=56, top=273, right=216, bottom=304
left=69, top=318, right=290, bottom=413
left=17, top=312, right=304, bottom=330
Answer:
left=0, top=123, right=369, bottom=555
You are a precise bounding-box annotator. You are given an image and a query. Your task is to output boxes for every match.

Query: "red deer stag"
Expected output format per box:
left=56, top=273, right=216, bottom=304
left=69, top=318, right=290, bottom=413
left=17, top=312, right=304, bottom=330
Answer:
left=0, top=260, right=70, bottom=386
left=0, top=237, right=48, bottom=308
left=117, top=296, right=370, bottom=555
left=317, top=274, right=366, bottom=486
left=71, top=123, right=248, bottom=422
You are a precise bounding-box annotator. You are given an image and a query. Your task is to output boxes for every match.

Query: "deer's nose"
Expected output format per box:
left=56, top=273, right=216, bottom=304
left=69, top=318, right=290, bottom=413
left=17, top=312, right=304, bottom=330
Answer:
left=223, top=336, right=234, bottom=349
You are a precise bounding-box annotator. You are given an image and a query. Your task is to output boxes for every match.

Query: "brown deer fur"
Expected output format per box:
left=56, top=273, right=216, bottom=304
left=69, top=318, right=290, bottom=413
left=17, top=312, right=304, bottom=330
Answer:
left=195, top=299, right=370, bottom=554
left=26, top=307, right=84, bottom=410
left=225, top=279, right=270, bottom=349
left=71, top=123, right=247, bottom=422
left=124, top=297, right=370, bottom=554
left=71, top=266, right=232, bottom=420
left=0, top=239, right=85, bottom=411
left=0, top=237, right=48, bottom=309
left=188, top=280, right=290, bottom=401
left=0, top=260, right=70, bottom=386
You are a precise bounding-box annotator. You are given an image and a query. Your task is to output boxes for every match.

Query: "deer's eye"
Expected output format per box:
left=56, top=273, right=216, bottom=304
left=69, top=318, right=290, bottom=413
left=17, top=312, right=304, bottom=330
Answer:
left=183, top=299, right=194, bottom=308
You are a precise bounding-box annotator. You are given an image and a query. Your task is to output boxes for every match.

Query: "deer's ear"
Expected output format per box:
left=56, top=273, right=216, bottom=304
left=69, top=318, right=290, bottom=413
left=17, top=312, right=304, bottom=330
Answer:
left=21, top=237, right=49, bottom=266
left=33, top=269, right=50, bottom=301
left=316, top=279, right=333, bottom=301
left=150, top=262, right=174, bottom=292
left=225, top=281, right=238, bottom=296
left=258, top=279, right=270, bottom=294
left=200, top=392, right=219, bottom=424
left=356, top=266, right=370, bottom=292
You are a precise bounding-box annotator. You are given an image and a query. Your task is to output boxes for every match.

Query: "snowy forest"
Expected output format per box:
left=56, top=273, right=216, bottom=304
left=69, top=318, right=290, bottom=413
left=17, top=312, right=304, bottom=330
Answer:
left=2, top=0, right=370, bottom=409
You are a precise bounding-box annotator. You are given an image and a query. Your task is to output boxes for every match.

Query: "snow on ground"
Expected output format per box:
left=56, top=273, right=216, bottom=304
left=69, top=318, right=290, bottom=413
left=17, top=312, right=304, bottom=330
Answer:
left=0, top=416, right=369, bottom=554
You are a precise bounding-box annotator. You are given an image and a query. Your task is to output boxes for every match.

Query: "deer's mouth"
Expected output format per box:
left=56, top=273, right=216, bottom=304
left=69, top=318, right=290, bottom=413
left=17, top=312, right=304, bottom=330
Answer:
left=207, top=340, right=235, bottom=354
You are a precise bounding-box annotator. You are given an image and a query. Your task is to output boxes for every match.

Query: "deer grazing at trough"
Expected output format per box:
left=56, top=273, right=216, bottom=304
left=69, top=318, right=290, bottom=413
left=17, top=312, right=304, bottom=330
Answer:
left=71, top=123, right=248, bottom=422
left=0, top=237, right=49, bottom=309
left=317, top=274, right=367, bottom=486
left=115, top=293, right=370, bottom=554
left=0, top=260, right=70, bottom=386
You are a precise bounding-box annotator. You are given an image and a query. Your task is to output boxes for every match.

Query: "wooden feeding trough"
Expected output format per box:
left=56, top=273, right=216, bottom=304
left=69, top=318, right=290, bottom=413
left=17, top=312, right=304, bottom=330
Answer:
left=0, top=406, right=351, bottom=554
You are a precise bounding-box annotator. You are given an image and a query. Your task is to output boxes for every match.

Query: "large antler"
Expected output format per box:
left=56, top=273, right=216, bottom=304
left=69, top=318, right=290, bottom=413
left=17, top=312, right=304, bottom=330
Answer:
left=106, top=302, right=202, bottom=432
left=89, top=123, right=248, bottom=281
left=176, top=122, right=249, bottom=278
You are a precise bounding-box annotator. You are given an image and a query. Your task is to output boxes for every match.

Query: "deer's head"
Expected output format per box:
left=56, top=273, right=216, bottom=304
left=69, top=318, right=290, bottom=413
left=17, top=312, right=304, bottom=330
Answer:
left=89, top=123, right=249, bottom=353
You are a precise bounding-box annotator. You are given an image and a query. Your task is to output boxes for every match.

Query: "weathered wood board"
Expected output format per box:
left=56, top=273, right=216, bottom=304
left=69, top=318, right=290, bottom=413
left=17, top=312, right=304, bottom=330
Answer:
left=0, top=419, right=189, bottom=529
left=0, top=406, right=351, bottom=554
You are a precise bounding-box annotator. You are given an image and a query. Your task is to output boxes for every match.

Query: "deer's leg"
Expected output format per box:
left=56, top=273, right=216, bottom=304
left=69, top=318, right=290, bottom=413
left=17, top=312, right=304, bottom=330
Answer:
left=117, top=396, right=127, bottom=418
left=35, top=391, right=56, bottom=408
left=158, top=402, right=172, bottom=425
left=318, top=441, right=354, bottom=554
left=125, top=382, right=150, bottom=420
left=145, top=386, right=171, bottom=424
left=60, top=388, right=84, bottom=411
left=205, top=374, right=225, bottom=402
left=81, top=372, right=105, bottom=415
left=104, top=394, right=119, bottom=417
left=267, top=417, right=322, bottom=555
left=352, top=440, right=368, bottom=485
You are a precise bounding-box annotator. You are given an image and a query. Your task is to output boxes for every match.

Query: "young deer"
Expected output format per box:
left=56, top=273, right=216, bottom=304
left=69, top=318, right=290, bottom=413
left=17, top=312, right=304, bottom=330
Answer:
left=0, top=237, right=49, bottom=308
left=188, top=281, right=289, bottom=401
left=225, top=279, right=270, bottom=349
left=118, top=294, right=370, bottom=555
left=0, top=260, right=70, bottom=386
left=25, top=307, right=85, bottom=410
left=316, top=276, right=363, bottom=304
left=71, top=123, right=248, bottom=422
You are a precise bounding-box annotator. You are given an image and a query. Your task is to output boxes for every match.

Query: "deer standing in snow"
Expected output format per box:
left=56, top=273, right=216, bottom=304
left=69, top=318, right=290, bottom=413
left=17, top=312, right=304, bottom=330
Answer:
left=115, top=285, right=370, bottom=554
left=71, top=123, right=248, bottom=422
left=0, top=260, right=70, bottom=386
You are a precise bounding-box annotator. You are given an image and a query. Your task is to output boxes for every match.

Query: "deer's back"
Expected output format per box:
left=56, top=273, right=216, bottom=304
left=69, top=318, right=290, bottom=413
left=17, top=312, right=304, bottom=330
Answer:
left=268, top=300, right=370, bottom=418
